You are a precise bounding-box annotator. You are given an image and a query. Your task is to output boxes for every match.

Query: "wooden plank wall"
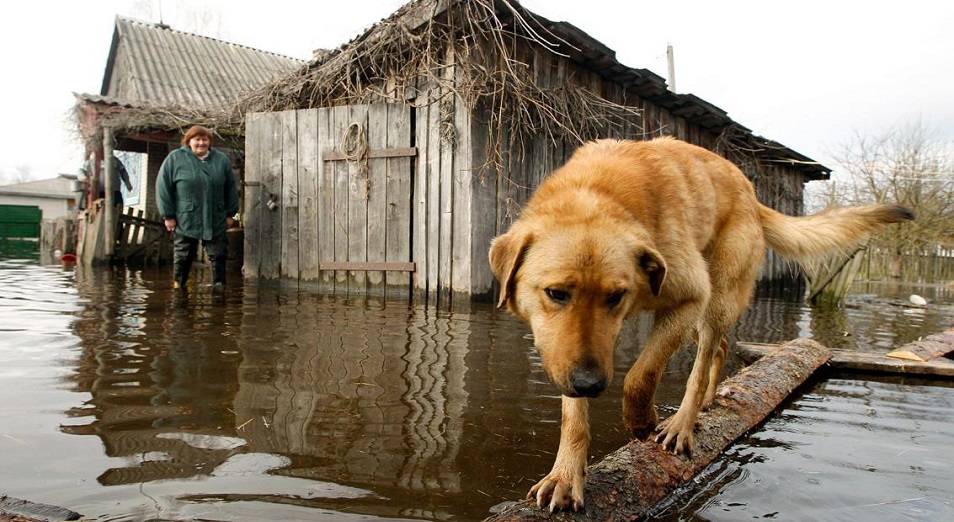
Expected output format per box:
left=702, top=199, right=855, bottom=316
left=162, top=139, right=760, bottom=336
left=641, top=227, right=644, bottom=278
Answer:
left=245, top=104, right=415, bottom=295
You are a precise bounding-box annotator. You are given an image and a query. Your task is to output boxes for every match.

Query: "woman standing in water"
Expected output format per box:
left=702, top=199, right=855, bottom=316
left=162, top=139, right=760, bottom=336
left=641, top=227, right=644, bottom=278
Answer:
left=156, top=125, right=239, bottom=292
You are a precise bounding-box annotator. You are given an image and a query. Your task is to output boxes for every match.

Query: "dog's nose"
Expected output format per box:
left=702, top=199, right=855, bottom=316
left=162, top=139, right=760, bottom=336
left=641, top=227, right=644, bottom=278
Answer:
left=570, top=367, right=606, bottom=398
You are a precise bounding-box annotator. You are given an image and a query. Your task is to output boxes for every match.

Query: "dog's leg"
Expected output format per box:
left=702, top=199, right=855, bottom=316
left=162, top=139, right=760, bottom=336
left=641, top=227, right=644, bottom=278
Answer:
left=528, top=396, right=590, bottom=512
left=655, top=323, right=721, bottom=454
left=622, top=303, right=702, bottom=439
left=703, top=336, right=730, bottom=408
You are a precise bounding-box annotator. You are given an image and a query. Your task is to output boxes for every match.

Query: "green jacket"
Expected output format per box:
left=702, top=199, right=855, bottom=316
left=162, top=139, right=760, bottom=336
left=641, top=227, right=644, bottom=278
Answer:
left=156, top=146, right=239, bottom=241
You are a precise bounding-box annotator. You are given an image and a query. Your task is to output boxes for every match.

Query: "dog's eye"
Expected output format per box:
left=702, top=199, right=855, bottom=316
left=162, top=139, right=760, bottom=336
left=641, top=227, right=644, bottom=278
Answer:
left=606, top=290, right=626, bottom=308
left=545, top=288, right=570, bottom=304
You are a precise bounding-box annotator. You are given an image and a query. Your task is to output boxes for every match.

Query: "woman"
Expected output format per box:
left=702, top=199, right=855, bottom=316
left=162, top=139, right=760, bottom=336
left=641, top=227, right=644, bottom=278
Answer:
left=156, top=125, right=239, bottom=291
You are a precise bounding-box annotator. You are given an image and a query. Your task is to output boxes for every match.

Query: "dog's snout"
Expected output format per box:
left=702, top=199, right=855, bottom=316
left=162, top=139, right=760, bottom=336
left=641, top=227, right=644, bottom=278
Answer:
left=569, top=367, right=607, bottom=398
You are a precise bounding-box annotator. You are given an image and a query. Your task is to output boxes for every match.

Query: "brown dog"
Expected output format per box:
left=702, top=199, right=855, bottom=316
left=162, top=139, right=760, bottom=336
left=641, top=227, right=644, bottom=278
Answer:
left=489, top=137, right=913, bottom=512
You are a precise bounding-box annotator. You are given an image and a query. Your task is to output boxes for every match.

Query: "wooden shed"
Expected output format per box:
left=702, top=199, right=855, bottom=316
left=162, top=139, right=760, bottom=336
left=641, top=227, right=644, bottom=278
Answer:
left=238, top=0, right=830, bottom=301
left=73, top=16, right=304, bottom=264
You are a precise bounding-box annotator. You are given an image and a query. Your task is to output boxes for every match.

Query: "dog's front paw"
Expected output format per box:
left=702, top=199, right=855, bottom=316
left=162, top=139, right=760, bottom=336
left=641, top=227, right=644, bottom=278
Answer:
left=654, top=411, right=696, bottom=455
left=527, top=468, right=585, bottom=512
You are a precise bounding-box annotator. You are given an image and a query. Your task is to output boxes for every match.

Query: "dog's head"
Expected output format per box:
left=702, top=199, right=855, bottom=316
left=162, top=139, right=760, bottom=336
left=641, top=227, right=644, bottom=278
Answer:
left=489, top=220, right=666, bottom=398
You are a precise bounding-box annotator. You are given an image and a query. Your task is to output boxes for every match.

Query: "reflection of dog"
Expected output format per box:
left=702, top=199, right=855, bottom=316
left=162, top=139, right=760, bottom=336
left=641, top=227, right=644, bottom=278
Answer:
left=489, top=137, right=913, bottom=512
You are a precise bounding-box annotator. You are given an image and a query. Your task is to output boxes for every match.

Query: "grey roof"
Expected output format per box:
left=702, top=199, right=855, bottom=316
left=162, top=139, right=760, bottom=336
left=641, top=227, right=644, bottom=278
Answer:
left=0, top=176, right=77, bottom=199
left=101, top=16, right=305, bottom=107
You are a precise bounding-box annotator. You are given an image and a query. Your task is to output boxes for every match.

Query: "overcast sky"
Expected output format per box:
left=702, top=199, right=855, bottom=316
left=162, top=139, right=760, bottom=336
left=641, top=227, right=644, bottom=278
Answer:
left=1, top=0, right=951, bottom=183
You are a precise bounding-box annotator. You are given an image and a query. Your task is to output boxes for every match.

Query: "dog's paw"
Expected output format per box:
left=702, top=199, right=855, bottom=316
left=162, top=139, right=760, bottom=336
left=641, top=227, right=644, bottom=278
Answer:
left=527, top=469, right=585, bottom=512
left=655, top=412, right=695, bottom=455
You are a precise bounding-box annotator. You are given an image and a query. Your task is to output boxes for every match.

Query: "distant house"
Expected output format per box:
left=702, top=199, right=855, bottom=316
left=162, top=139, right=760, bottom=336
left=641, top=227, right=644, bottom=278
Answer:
left=0, top=176, right=78, bottom=219
left=72, top=16, right=305, bottom=261
left=0, top=176, right=78, bottom=239
left=235, top=0, right=830, bottom=299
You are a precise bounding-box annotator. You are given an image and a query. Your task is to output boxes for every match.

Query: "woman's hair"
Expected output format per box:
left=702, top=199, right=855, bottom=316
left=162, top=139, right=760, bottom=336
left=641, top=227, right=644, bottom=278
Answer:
left=181, top=125, right=213, bottom=146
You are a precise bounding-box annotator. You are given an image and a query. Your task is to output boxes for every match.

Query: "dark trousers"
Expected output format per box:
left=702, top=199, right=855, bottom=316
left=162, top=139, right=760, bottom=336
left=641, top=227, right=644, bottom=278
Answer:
left=173, top=233, right=229, bottom=286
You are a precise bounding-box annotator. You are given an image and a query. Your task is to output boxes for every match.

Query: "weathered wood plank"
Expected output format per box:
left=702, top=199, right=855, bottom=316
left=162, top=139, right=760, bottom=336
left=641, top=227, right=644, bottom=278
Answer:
left=366, top=103, right=389, bottom=287
left=385, top=103, right=413, bottom=292
left=298, top=108, right=320, bottom=282
left=332, top=105, right=351, bottom=287
left=412, top=95, right=431, bottom=295
left=886, top=327, right=954, bottom=362
left=451, top=79, right=473, bottom=294
left=438, top=91, right=454, bottom=302
left=738, top=340, right=954, bottom=377
left=259, top=111, right=284, bottom=280
left=346, top=103, right=370, bottom=293
left=487, top=339, right=832, bottom=521
left=243, top=112, right=264, bottom=278
left=316, top=107, right=336, bottom=288
left=280, top=109, right=300, bottom=282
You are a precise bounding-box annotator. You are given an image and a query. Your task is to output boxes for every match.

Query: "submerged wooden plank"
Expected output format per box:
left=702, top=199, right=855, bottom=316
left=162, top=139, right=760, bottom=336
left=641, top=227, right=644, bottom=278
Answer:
left=487, top=339, right=831, bottom=521
left=739, top=340, right=954, bottom=377
left=886, top=327, right=954, bottom=362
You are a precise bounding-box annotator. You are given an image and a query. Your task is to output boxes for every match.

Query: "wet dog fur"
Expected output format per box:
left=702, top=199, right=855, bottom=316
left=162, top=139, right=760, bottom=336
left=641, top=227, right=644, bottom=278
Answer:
left=489, top=137, right=913, bottom=511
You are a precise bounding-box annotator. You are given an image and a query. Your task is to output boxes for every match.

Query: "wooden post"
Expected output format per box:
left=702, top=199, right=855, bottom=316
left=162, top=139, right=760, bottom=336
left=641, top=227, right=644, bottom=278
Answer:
left=103, top=127, right=116, bottom=258
left=486, top=338, right=831, bottom=521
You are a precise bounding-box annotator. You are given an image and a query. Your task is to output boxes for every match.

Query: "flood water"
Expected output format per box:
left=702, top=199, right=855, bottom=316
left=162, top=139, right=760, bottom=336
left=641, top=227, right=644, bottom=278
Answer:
left=1, top=242, right=953, bottom=521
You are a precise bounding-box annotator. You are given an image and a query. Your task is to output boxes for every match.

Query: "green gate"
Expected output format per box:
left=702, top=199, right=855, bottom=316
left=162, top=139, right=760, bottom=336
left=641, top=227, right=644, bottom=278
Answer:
left=0, top=204, right=42, bottom=238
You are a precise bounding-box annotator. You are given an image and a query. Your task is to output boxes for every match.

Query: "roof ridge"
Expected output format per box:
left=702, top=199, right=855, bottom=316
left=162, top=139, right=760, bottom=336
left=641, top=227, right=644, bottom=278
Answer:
left=113, top=15, right=307, bottom=62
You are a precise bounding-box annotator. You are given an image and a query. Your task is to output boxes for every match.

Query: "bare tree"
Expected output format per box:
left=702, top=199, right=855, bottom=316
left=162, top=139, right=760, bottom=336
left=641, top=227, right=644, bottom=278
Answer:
left=12, top=164, right=33, bottom=184
left=809, top=120, right=954, bottom=276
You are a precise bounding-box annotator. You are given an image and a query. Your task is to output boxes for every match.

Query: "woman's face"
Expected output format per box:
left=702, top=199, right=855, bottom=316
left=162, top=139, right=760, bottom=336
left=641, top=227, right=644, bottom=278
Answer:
left=189, top=135, right=211, bottom=156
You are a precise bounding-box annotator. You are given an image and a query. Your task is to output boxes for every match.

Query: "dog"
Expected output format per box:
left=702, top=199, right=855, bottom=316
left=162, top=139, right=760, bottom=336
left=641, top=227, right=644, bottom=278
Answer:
left=488, top=137, right=913, bottom=512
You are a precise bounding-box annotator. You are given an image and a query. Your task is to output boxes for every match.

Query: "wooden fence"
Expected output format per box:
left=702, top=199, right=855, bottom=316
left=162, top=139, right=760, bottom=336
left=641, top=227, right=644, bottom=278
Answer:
left=860, top=251, right=954, bottom=283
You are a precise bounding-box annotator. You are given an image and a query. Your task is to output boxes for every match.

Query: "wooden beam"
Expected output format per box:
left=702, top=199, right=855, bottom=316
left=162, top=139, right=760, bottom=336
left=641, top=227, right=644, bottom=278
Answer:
left=318, top=261, right=415, bottom=272
left=487, top=338, right=831, bottom=521
left=322, top=147, right=417, bottom=161
left=739, top=340, right=954, bottom=378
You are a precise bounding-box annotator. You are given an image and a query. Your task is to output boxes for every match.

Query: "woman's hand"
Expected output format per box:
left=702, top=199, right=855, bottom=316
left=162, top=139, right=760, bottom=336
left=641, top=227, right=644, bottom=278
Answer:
left=164, top=218, right=177, bottom=233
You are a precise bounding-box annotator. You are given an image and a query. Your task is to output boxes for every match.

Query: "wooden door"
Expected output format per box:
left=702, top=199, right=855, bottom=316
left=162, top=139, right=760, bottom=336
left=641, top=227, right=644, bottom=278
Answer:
left=244, top=104, right=415, bottom=294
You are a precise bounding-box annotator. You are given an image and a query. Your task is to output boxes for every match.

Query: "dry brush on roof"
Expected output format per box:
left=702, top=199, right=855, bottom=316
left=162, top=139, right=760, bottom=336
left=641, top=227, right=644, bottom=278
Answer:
left=233, top=0, right=643, bottom=166
left=72, top=96, right=244, bottom=153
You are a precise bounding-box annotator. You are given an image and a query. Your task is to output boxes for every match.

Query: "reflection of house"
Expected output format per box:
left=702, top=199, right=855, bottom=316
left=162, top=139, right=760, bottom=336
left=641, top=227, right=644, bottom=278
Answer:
left=72, top=16, right=304, bottom=262
left=237, top=0, right=831, bottom=299
left=232, top=297, right=468, bottom=499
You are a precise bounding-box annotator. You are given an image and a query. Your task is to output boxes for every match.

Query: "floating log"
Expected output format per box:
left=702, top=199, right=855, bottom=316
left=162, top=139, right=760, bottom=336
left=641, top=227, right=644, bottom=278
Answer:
left=739, top=337, right=954, bottom=378
left=486, top=338, right=831, bottom=521
left=886, top=327, right=954, bottom=362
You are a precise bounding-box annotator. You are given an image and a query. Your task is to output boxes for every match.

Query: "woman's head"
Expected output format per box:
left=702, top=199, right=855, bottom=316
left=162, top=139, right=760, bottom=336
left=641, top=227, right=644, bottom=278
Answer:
left=181, top=125, right=213, bottom=156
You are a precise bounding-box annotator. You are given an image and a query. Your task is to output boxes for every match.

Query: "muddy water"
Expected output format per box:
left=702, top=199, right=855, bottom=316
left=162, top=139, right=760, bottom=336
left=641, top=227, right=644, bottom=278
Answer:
left=1, top=247, right=953, bottom=521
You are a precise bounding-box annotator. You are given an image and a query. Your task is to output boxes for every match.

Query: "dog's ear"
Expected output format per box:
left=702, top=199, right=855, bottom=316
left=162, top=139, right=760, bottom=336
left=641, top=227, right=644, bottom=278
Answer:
left=638, top=247, right=667, bottom=296
left=489, top=229, right=532, bottom=309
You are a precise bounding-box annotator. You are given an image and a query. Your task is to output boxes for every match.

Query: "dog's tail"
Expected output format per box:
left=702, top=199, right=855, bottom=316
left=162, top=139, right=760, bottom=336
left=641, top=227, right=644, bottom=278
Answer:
left=758, top=203, right=914, bottom=263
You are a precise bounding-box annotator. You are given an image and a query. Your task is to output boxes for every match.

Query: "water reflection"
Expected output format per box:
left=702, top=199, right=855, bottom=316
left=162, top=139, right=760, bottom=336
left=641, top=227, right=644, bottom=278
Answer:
left=1, top=255, right=952, bottom=521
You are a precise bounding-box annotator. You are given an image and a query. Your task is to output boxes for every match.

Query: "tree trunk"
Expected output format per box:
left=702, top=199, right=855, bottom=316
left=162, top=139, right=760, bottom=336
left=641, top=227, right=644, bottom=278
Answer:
left=485, top=338, right=831, bottom=522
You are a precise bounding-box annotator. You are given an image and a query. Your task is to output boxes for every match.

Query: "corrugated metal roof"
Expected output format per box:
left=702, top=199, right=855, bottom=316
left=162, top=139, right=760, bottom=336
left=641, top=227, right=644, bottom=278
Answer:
left=102, top=16, right=305, bottom=107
